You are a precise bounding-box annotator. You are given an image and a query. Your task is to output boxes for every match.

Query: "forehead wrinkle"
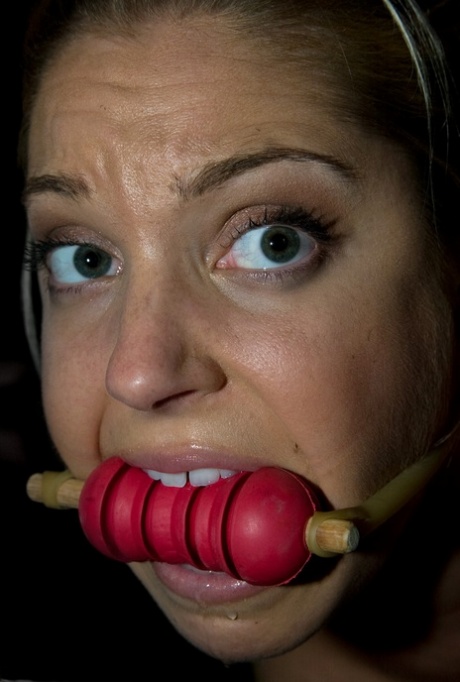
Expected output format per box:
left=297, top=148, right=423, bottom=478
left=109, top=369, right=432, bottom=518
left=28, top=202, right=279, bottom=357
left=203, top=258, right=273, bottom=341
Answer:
left=177, top=146, right=358, bottom=200
left=23, top=147, right=358, bottom=211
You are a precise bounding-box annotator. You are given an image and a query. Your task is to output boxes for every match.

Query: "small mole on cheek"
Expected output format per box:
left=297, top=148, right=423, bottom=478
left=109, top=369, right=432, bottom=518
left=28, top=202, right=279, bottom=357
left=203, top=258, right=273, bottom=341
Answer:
left=293, top=442, right=299, bottom=453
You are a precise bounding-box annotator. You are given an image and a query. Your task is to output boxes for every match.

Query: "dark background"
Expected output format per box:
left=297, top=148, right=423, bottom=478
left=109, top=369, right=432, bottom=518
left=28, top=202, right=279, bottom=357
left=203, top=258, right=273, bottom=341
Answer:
left=1, top=4, right=252, bottom=680
left=6, top=2, right=457, bottom=680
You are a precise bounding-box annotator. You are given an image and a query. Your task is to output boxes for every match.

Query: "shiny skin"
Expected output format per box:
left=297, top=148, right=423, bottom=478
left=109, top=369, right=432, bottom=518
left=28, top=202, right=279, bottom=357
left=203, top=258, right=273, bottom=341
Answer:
left=25, top=16, right=453, bottom=664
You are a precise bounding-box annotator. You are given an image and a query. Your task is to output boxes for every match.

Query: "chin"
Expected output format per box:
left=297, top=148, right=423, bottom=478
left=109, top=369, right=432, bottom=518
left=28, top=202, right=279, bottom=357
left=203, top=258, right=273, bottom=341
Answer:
left=128, top=552, right=381, bottom=662
left=171, top=609, right=313, bottom=663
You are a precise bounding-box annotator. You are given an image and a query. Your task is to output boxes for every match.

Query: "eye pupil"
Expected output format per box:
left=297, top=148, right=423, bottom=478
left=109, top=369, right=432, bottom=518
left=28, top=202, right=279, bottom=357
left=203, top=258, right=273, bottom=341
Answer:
left=74, top=246, right=112, bottom=278
left=261, top=227, right=301, bottom=263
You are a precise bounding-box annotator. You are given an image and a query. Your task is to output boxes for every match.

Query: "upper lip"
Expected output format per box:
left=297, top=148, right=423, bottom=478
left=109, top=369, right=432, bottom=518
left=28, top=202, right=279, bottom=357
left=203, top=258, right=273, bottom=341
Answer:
left=104, top=443, right=273, bottom=475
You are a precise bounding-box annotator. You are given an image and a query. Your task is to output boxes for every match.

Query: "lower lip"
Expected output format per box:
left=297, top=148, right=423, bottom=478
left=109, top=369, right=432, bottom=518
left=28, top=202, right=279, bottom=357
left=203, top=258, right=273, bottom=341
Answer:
left=152, top=562, right=268, bottom=604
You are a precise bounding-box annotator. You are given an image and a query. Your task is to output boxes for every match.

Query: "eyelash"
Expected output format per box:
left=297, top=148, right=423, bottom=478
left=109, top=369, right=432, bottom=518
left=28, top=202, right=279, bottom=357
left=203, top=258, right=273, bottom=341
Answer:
left=221, top=204, right=336, bottom=278
left=229, top=205, right=334, bottom=244
left=23, top=237, right=88, bottom=272
left=23, top=236, right=119, bottom=296
left=22, top=205, right=336, bottom=293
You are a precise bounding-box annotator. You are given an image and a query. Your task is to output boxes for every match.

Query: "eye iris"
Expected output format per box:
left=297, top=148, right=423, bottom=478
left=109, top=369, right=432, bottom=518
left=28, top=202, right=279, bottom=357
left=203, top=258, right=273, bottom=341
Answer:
left=74, top=246, right=112, bottom=279
left=261, top=226, right=300, bottom=263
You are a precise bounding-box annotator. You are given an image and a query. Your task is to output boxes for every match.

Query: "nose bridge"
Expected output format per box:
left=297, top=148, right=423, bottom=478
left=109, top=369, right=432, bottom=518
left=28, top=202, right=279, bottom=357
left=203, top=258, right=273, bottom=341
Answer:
left=105, top=269, right=226, bottom=411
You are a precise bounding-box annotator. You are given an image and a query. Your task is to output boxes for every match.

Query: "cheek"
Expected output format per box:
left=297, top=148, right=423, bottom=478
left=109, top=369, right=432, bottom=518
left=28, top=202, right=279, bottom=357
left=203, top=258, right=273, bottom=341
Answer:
left=230, top=317, right=384, bottom=451
left=40, top=312, right=107, bottom=478
left=224, top=284, right=446, bottom=506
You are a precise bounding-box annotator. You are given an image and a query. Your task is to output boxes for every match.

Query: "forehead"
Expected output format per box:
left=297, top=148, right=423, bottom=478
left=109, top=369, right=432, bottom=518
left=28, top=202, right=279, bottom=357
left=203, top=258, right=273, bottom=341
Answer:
left=27, top=15, right=359, bottom=181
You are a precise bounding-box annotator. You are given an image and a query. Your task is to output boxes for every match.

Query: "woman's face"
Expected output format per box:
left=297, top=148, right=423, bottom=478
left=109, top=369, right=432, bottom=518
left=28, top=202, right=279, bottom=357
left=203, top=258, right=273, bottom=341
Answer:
left=25, top=16, right=451, bottom=661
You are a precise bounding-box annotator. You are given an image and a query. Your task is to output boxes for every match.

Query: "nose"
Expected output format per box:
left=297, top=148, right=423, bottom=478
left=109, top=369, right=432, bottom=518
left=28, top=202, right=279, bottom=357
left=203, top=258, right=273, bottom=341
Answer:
left=105, top=282, right=227, bottom=412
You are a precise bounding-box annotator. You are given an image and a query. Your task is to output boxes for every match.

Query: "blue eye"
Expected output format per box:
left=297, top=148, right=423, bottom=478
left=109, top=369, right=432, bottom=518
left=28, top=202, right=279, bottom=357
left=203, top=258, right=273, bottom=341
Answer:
left=48, top=244, right=118, bottom=284
left=229, top=224, right=316, bottom=270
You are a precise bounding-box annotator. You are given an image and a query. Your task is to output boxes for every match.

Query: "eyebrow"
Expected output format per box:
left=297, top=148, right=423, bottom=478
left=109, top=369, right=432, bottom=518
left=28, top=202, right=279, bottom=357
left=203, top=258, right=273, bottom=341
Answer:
left=23, top=146, right=356, bottom=205
left=179, top=147, right=356, bottom=199
left=22, top=173, right=90, bottom=205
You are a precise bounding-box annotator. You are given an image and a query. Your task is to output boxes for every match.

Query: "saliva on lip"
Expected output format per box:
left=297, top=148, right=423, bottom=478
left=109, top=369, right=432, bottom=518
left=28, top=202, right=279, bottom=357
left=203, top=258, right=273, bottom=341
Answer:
left=79, top=457, right=320, bottom=586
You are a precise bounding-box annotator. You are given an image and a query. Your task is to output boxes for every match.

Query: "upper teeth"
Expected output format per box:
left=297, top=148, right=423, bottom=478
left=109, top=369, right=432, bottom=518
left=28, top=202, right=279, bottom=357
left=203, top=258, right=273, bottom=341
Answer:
left=144, top=468, right=237, bottom=488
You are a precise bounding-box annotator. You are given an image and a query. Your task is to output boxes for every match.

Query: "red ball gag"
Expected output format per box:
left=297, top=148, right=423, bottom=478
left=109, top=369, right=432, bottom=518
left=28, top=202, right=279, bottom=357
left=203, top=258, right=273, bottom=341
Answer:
left=78, top=457, right=320, bottom=586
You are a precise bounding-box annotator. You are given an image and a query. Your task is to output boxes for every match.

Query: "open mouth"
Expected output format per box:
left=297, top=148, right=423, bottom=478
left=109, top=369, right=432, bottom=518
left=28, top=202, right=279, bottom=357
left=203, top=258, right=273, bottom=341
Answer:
left=78, top=458, right=318, bottom=586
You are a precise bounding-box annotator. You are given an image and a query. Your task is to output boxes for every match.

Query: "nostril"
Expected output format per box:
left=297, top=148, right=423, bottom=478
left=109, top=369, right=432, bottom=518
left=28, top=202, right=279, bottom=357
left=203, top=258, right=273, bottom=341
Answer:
left=105, top=313, right=228, bottom=412
left=152, top=389, right=198, bottom=410
left=106, top=351, right=228, bottom=412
